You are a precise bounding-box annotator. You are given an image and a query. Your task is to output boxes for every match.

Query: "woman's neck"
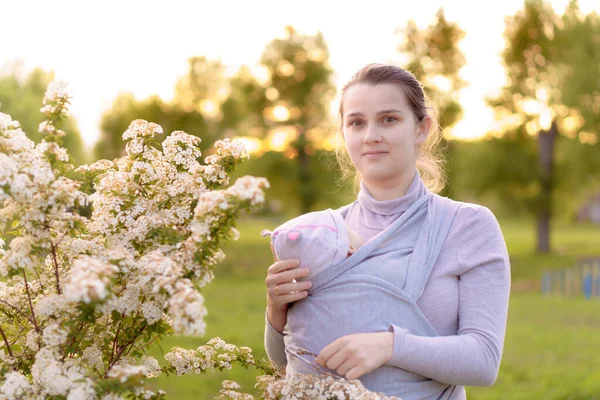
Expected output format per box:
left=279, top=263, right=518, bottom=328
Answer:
left=362, top=169, right=417, bottom=201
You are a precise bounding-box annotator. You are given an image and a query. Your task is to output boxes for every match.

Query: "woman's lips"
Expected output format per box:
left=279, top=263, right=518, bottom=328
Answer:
left=363, top=151, right=388, bottom=158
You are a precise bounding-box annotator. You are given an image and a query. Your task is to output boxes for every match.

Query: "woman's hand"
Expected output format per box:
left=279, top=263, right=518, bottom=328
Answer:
left=265, top=242, right=312, bottom=333
left=315, top=332, right=394, bottom=380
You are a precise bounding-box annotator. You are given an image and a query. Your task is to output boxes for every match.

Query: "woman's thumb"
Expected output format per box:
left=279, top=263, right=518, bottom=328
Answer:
left=270, top=242, right=278, bottom=262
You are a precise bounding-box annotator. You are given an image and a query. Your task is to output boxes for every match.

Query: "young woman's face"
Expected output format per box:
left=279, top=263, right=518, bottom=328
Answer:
left=341, top=83, right=429, bottom=187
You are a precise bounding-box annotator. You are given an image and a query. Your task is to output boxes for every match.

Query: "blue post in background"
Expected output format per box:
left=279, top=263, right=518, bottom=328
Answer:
left=542, top=272, right=551, bottom=295
left=583, top=271, right=592, bottom=300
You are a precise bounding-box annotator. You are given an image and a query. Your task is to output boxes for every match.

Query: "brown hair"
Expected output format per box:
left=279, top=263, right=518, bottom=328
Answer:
left=334, top=63, right=446, bottom=195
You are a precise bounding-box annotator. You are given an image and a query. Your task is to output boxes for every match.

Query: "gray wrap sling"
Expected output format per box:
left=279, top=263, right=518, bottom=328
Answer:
left=283, top=190, right=462, bottom=400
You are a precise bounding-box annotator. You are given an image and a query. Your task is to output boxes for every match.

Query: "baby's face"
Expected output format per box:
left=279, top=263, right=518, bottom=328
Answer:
left=347, top=228, right=365, bottom=255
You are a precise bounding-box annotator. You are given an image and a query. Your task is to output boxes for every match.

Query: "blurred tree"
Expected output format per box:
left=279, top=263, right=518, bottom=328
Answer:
left=220, top=65, right=269, bottom=139
left=173, top=56, right=227, bottom=138
left=223, top=26, right=337, bottom=215
left=480, top=0, right=600, bottom=253
left=94, top=94, right=208, bottom=161
left=259, top=26, right=336, bottom=214
left=96, top=57, right=237, bottom=161
left=174, top=56, right=226, bottom=112
left=397, top=8, right=467, bottom=133
left=396, top=8, right=467, bottom=197
left=0, top=64, right=88, bottom=165
left=95, top=28, right=339, bottom=215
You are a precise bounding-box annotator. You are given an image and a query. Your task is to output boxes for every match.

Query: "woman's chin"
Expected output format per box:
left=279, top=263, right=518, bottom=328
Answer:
left=361, top=169, right=397, bottom=182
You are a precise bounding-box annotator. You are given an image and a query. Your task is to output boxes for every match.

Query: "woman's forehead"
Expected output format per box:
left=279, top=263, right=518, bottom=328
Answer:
left=342, top=83, right=409, bottom=115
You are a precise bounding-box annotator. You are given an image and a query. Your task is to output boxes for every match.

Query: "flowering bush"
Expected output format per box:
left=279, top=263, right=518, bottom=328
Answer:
left=0, top=80, right=268, bottom=399
left=0, top=81, right=395, bottom=399
left=164, top=337, right=398, bottom=400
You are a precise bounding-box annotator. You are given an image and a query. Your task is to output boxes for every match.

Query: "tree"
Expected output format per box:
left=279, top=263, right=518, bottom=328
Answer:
left=396, top=9, right=467, bottom=196
left=94, top=93, right=208, bottom=161
left=173, top=56, right=228, bottom=139
left=258, top=26, right=336, bottom=214
left=0, top=64, right=88, bottom=165
left=219, top=26, right=338, bottom=215
left=95, top=57, right=234, bottom=162
left=483, top=0, right=600, bottom=253
left=220, top=65, right=269, bottom=140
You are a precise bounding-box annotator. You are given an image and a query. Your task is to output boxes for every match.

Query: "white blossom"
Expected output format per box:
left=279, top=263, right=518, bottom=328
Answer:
left=35, top=294, right=69, bottom=318
left=0, top=371, right=35, bottom=399
left=107, top=363, right=147, bottom=383
left=42, top=323, right=68, bottom=347
left=0, top=94, right=274, bottom=398
left=141, top=355, right=161, bottom=378
left=43, top=80, right=71, bottom=104
left=214, top=138, right=249, bottom=160
left=31, top=348, right=76, bottom=396
left=122, top=119, right=163, bottom=141
left=83, top=344, right=104, bottom=372
left=25, top=330, right=40, bottom=351
left=64, top=256, right=119, bottom=303
left=168, top=280, right=207, bottom=336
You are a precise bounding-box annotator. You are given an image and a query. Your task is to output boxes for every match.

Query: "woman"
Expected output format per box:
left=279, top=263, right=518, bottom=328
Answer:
left=263, top=63, right=511, bottom=400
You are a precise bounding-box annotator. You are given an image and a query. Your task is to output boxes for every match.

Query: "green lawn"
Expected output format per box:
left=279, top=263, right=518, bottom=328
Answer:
left=145, top=216, right=600, bottom=399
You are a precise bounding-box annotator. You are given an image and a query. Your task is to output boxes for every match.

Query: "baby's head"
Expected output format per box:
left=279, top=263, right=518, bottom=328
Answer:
left=261, top=209, right=365, bottom=281
left=347, top=227, right=365, bottom=255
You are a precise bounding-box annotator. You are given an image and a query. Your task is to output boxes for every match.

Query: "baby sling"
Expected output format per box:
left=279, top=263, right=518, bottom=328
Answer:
left=283, top=192, right=463, bottom=399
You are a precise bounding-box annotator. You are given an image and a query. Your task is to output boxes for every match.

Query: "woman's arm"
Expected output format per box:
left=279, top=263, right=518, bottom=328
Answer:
left=263, top=242, right=310, bottom=367
left=264, top=308, right=288, bottom=367
left=385, top=205, right=511, bottom=386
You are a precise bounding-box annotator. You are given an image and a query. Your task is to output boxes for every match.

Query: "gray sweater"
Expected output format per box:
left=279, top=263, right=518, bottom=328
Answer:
left=264, top=172, right=511, bottom=398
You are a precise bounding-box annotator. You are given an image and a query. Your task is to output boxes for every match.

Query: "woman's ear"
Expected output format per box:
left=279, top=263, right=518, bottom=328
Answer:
left=416, top=115, right=432, bottom=145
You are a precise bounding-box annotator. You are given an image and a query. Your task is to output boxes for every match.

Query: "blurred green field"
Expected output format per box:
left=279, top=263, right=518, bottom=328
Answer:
left=146, top=216, right=600, bottom=399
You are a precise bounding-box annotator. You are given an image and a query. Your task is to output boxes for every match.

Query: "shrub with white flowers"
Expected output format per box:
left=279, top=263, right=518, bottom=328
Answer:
left=0, top=81, right=395, bottom=400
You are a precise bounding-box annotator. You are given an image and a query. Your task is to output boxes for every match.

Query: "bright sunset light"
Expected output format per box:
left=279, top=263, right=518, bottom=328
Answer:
left=1, top=0, right=598, bottom=149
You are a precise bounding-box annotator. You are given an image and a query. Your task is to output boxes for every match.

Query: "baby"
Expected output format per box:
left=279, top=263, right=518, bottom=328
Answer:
left=261, top=208, right=366, bottom=282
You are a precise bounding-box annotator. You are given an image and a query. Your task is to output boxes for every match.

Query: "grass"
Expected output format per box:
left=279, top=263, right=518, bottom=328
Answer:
left=499, top=218, right=600, bottom=288
left=143, top=215, right=600, bottom=399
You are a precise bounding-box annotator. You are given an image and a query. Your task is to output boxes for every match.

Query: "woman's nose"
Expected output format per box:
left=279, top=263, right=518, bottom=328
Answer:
left=363, top=126, right=383, bottom=143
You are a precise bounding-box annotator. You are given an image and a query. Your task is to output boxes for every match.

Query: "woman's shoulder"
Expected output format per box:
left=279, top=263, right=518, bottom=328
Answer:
left=437, top=197, right=507, bottom=262
left=433, top=195, right=500, bottom=229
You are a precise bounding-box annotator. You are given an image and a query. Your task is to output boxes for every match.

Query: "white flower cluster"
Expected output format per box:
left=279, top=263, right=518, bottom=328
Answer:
left=217, top=380, right=254, bottom=400
left=215, top=138, right=250, bottom=160
left=107, top=363, right=147, bottom=383
left=30, top=347, right=96, bottom=398
left=167, top=280, right=207, bottom=336
left=63, top=256, right=119, bottom=303
left=162, top=130, right=202, bottom=169
left=43, top=80, right=71, bottom=104
left=255, top=373, right=400, bottom=400
left=39, top=80, right=71, bottom=137
left=0, top=80, right=269, bottom=399
left=164, top=337, right=255, bottom=377
left=122, top=119, right=163, bottom=141
left=0, top=371, right=36, bottom=399
left=134, top=388, right=166, bottom=399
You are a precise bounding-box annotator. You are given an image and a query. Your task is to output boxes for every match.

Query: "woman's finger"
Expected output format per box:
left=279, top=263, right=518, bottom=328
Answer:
left=337, top=358, right=356, bottom=377
left=271, top=281, right=312, bottom=296
left=317, top=339, right=342, bottom=367
left=267, top=259, right=300, bottom=275
left=273, top=290, right=309, bottom=304
left=267, top=267, right=309, bottom=288
left=345, top=365, right=365, bottom=381
left=270, top=242, right=278, bottom=262
left=324, top=347, right=347, bottom=371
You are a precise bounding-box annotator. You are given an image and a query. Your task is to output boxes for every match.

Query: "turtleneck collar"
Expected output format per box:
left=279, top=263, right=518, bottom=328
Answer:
left=357, top=170, right=428, bottom=216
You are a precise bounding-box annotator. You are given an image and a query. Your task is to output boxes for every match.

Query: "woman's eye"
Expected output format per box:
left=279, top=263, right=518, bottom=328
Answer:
left=383, top=116, right=397, bottom=124
left=350, top=120, right=363, bottom=127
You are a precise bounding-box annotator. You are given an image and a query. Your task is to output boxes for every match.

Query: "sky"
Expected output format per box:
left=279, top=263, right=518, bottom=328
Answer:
left=2, top=0, right=599, bottom=151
